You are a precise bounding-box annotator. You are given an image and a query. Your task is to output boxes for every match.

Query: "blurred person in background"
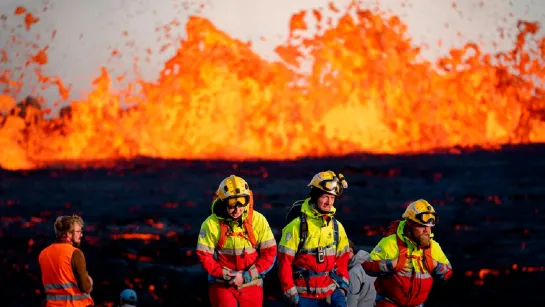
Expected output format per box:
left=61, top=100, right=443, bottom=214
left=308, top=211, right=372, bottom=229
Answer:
left=118, top=288, right=137, bottom=307
left=346, top=239, right=376, bottom=307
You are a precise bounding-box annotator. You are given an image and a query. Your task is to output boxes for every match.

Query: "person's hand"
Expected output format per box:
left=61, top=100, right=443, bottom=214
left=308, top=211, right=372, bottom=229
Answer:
left=289, top=295, right=299, bottom=306
left=227, top=271, right=244, bottom=287
left=340, top=288, right=347, bottom=296
left=390, top=258, right=412, bottom=272
left=88, top=275, right=93, bottom=285
left=391, top=258, right=398, bottom=270
left=433, top=259, right=438, bottom=269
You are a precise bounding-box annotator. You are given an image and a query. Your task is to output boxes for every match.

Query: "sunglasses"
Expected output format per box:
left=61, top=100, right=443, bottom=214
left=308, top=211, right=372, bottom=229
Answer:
left=226, top=196, right=249, bottom=208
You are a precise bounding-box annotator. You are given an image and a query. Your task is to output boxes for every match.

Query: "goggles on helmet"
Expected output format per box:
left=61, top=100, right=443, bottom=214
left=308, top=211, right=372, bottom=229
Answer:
left=319, top=178, right=342, bottom=195
left=226, top=196, right=249, bottom=208
left=414, top=212, right=438, bottom=226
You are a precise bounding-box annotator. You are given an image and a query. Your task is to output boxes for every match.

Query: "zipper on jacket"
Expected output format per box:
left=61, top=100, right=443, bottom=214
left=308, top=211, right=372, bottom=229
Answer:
left=229, top=222, right=239, bottom=271
left=405, top=260, right=415, bottom=306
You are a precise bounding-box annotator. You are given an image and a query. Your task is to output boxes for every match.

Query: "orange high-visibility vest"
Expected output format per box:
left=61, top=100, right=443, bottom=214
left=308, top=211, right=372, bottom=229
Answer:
left=38, top=243, right=94, bottom=307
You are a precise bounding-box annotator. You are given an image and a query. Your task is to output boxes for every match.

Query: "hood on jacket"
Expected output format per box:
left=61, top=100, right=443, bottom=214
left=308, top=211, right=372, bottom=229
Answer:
left=349, top=249, right=371, bottom=270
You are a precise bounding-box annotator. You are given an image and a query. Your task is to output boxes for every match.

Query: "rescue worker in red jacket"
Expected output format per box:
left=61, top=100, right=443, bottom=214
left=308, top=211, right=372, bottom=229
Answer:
left=196, top=175, right=277, bottom=307
left=278, top=170, right=351, bottom=306
left=362, top=199, right=453, bottom=307
left=38, top=214, right=94, bottom=307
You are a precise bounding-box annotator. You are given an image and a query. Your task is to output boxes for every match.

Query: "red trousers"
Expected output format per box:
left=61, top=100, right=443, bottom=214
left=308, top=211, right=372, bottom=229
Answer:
left=209, top=283, right=263, bottom=307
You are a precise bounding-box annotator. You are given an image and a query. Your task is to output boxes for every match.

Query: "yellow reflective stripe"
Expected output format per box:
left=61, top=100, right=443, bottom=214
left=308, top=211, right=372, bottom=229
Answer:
left=43, top=282, right=78, bottom=291
left=196, top=243, right=214, bottom=254
left=248, top=264, right=259, bottom=279
left=295, top=283, right=337, bottom=295
left=259, top=238, right=276, bottom=249
left=222, top=267, right=232, bottom=280
left=436, top=263, right=452, bottom=274
left=379, top=260, right=391, bottom=272
left=396, top=271, right=432, bottom=279
left=278, top=245, right=296, bottom=257
left=336, top=245, right=349, bottom=257
left=284, top=286, right=298, bottom=298
left=46, top=294, right=91, bottom=301
left=299, top=246, right=337, bottom=256
left=217, top=246, right=257, bottom=256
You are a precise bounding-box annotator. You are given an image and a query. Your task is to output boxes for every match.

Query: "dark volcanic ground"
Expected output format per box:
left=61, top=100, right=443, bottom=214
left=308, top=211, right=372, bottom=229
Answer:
left=1, top=144, right=545, bottom=307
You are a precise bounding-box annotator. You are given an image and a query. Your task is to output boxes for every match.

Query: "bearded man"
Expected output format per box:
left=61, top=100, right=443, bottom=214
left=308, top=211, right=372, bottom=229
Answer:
left=362, top=200, right=453, bottom=307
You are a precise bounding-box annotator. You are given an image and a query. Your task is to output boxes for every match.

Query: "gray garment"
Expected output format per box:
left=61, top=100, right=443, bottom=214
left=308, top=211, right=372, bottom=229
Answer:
left=346, top=250, right=377, bottom=307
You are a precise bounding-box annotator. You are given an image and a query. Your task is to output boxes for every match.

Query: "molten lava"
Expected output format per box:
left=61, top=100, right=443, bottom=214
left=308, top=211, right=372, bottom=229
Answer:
left=1, top=4, right=545, bottom=170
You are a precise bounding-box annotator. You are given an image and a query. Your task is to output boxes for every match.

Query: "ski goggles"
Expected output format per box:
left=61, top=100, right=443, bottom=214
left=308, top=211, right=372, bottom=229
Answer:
left=415, top=212, right=438, bottom=226
left=226, top=196, right=249, bottom=208
left=318, top=179, right=342, bottom=194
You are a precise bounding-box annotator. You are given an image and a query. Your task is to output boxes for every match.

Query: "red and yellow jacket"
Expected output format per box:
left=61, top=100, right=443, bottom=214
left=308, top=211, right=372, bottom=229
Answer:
left=363, top=220, right=453, bottom=306
left=278, top=198, right=350, bottom=301
left=196, top=198, right=276, bottom=285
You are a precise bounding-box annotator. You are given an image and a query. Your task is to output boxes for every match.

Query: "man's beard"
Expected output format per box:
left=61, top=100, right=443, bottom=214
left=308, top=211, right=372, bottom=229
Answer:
left=414, top=233, right=431, bottom=248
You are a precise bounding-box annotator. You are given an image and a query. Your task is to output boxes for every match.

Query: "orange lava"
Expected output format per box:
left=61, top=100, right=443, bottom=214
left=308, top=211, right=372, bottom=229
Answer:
left=465, top=264, right=545, bottom=286
left=110, top=233, right=160, bottom=241
left=1, top=4, right=545, bottom=170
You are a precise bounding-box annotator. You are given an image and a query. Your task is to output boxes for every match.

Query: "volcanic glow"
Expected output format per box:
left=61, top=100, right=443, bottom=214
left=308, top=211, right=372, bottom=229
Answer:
left=1, top=3, right=545, bottom=170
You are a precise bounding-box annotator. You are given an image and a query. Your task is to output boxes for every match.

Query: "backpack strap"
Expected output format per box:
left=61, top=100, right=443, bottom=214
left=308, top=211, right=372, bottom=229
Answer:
left=243, top=190, right=257, bottom=248
left=332, top=217, right=339, bottom=247
left=396, top=235, right=436, bottom=273
left=216, top=190, right=258, bottom=250
left=217, top=221, right=256, bottom=250
left=294, top=216, right=345, bottom=293
left=395, top=236, right=408, bottom=272
left=297, top=212, right=308, bottom=254
left=217, top=222, right=230, bottom=250
left=297, top=215, right=339, bottom=255
left=286, top=200, right=305, bottom=224
left=422, top=244, right=435, bottom=273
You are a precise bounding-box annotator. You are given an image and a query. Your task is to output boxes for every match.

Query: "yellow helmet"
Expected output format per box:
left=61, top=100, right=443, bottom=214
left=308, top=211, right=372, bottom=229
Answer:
left=308, top=170, right=348, bottom=196
left=402, top=199, right=438, bottom=227
left=216, top=175, right=251, bottom=207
